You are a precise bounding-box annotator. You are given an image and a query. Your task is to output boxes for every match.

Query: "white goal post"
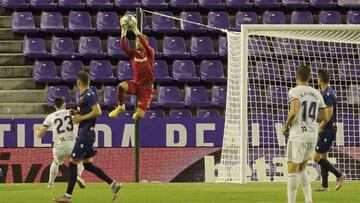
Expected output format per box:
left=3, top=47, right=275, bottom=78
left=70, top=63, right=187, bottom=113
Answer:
left=218, top=25, right=360, bottom=184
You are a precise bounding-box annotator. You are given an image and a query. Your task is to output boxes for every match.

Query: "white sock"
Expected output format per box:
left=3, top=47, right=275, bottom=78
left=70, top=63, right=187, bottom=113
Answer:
left=77, top=163, right=84, bottom=178
left=299, top=170, right=312, bottom=203
left=49, top=161, right=59, bottom=184
left=287, top=173, right=299, bottom=203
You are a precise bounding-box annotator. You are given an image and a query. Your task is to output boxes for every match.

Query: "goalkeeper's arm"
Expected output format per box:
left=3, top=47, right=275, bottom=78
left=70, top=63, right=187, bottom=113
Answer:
left=120, top=17, right=135, bottom=56
left=127, top=18, right=154, bottom=56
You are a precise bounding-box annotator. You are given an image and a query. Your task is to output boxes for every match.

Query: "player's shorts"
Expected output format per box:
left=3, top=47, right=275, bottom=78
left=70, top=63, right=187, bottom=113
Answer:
left=125, top=80, right=154, bottom=110
left=71, top=127, right=97, bottom=160
left=53, top=140, right=76, bottom=165
left=316, top=129, right=336, bottom=153
left=287, top=140, right=316, bottom=164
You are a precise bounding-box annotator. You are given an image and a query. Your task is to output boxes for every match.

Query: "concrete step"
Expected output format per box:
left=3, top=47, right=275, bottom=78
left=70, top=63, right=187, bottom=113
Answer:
left=0, top=41, right=22, bottom=53
left=0, top=66, right=33, bottom=78
left=0, top=114, right=47, bottom=118
left=0, top=103, right=51, bottom=114
left=0, top=53, right=28, bottom=66
left=0, top=29, right=23, bottom=40
left=0, top=89, right=46, bottom=103
left=0, top=16, right=11, bottom=28
left=0, top=78, right=39, bottom=90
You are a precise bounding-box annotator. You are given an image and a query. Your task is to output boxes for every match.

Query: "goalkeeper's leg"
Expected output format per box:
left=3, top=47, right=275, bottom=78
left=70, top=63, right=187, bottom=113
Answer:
left=109, top=82, right=128, bottom=118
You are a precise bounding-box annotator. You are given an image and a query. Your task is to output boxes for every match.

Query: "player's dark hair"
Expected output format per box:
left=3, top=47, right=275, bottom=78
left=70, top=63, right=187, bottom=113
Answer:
left=296, top=65, right=311, bottom=82
left=77, top=71, right=90, bottom=85
left=318, top=69, right=330, bottom=84
left=54, top=97, right=65, bottom=108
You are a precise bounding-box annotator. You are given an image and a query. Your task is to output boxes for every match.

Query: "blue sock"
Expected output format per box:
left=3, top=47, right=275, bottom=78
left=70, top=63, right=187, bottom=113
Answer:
left=83, top=163, right=113, bottom=185
left=66, top=162, right=78, bottom=195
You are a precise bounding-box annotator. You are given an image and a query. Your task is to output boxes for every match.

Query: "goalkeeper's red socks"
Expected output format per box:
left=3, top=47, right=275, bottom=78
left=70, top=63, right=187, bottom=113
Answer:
left=117, top=86, right=125, bottom=105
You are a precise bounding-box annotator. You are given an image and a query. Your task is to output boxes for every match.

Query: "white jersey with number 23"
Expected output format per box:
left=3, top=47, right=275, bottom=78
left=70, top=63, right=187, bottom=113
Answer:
left=43, top=109, right=76, bottom=145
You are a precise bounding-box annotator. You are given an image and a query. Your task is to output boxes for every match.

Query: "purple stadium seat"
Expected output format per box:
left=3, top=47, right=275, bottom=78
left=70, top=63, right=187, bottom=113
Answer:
left=152, top=12, right=179, bottom=33
left=142, top=0, right=168, bottom=9
left=207, top=12, right=231, bottom=31
left=180, top=12, right=206, bottom=33
left=96, top=12, right=120, bottom=33
left=23, top=37, right=49, bottom=58
left=170, top=0, right=197, bottom=8
left=235, top=12, right=258, bottom=31
left=47, top=86, right=75, bottom=107
left=117, top=61, right=133, bottom=81
left=185, top=86, right=211, bottom=107
left=197, top=109, right=220, bottom=118
left=148, top=37, right=162, bottom=57
left=170, top=110, right=192, bottom=118
left=30, top=0, right=56, bottom=9
left=199, top=0, right=225, bottom=8
left=144, top=110, right=165, bottom=119
left=117, top=111, right=134, bottom=119
left=107, top=37, right=127, bottom=59
left=347, top=10, right=360, bottom=24
left=51, top=37, right=75, bottom=59
left=61, top=60, right=84, bottom=83
left=283, top=60, right=305, bottom=81
left=226, top=0, right=252, bottom=8
left=266, top=86, right=288, bottom=105
left=40, top=12, right=65, bottom=33
left=282, top=0, right=307, bottom=8
left=89, top=60, right=117, bottom=83
left=254, top=0, right=280, bottom=7
left=338, top=59, right=360, bottom=81
left=33, top=61, right=61, bottom=83
left=347, top=85, right=360, bottom=104
left=300, top=40, right=327, bottom=57
left=190, top=37, right=217, bottom=58
left=2, top=0, right=27, bottom=8
left=273, top=38, right=298, bottom=56
left=248, top=84, right=263, bottom=105
left=115, top=0, right=140, bottom=8
left=172, top=60, right=200, bottom=82
left=157, top=86, right=185, bottom=107
left=103, top=86, right=118, bottom=107
left=248, top=36, right=271, bottom=57
left=218, top=36, right=227, bottom=57
left=163, top=37, right=190, bottom=58
left=262, top=11, right=285, bottom=24
left=87, top=0, right=113, bottom=9
left=291, top=11, right=313, bottom=24
left=78, top=36, right=105, bottom=58
left=310, top=0, right=336, bottom=8
left=154, top=60, right=172, bottom=82
left=59, top=0, right=85, bottom=8
left=68, top=11, right=95, bottom=33
left=319, top=11, right=342, bottom=24
left=211, top=86, right=227, bottom=106
left=12, top=12, right=38, bottom=33
left=200, top=60, right=226, bottom=82
left=254, top=61, right=282, bottom=81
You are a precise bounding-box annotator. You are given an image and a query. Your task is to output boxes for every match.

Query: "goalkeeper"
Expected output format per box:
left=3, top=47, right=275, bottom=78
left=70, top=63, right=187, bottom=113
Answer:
left=109, top=15, right=155, bottom=119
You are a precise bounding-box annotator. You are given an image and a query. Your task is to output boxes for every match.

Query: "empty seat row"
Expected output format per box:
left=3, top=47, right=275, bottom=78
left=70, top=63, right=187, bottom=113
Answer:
left=33, top=60, right=226, bottom=84
left=4, top=0, right=358, bottom=10
left=47, top=85, right=227, bottom=108
left=23, top=36, right=226, bottom=59
left=12, top=11, right=360, bottom=36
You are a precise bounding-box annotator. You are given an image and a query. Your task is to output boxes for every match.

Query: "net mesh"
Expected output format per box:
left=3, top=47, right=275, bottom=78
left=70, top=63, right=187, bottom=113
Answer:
left=218, top=27, right=360, bottom=183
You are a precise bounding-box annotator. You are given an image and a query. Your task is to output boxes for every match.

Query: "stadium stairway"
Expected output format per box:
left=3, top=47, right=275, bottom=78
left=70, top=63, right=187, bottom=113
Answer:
left=0, top=7, right=51, bottom=118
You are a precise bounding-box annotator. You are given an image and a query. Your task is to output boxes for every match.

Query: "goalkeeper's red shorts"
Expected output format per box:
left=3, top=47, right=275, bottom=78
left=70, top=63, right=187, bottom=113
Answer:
left=126, top=80, right=154, bottom=110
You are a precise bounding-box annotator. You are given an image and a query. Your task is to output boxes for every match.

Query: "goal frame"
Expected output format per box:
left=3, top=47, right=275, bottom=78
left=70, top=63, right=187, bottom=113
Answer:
left=234, top=25, right=360, bottom=184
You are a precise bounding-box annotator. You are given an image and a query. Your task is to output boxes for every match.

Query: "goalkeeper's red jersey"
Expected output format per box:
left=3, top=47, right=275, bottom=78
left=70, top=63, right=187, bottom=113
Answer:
left=120, top=34, right=155, bottom=86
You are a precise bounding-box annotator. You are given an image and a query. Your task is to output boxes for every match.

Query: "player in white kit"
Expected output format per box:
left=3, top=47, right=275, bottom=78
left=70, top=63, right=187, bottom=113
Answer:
left=34, top=97, right=86, bottom=189
left=282, top=66, right=331, bottom=203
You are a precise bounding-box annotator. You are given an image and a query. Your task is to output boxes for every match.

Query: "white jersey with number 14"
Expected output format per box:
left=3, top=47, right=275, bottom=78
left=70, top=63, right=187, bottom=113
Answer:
left=288, top=85, right=327, bottom=142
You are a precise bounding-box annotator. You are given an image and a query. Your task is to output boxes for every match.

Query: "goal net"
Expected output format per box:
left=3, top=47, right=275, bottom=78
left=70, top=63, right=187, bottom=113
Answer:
left=218, top=25, right=360, bottom=183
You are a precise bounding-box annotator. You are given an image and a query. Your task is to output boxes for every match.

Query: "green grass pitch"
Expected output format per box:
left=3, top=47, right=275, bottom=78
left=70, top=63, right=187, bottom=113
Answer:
left=1, top=182, right=360, bottom=203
